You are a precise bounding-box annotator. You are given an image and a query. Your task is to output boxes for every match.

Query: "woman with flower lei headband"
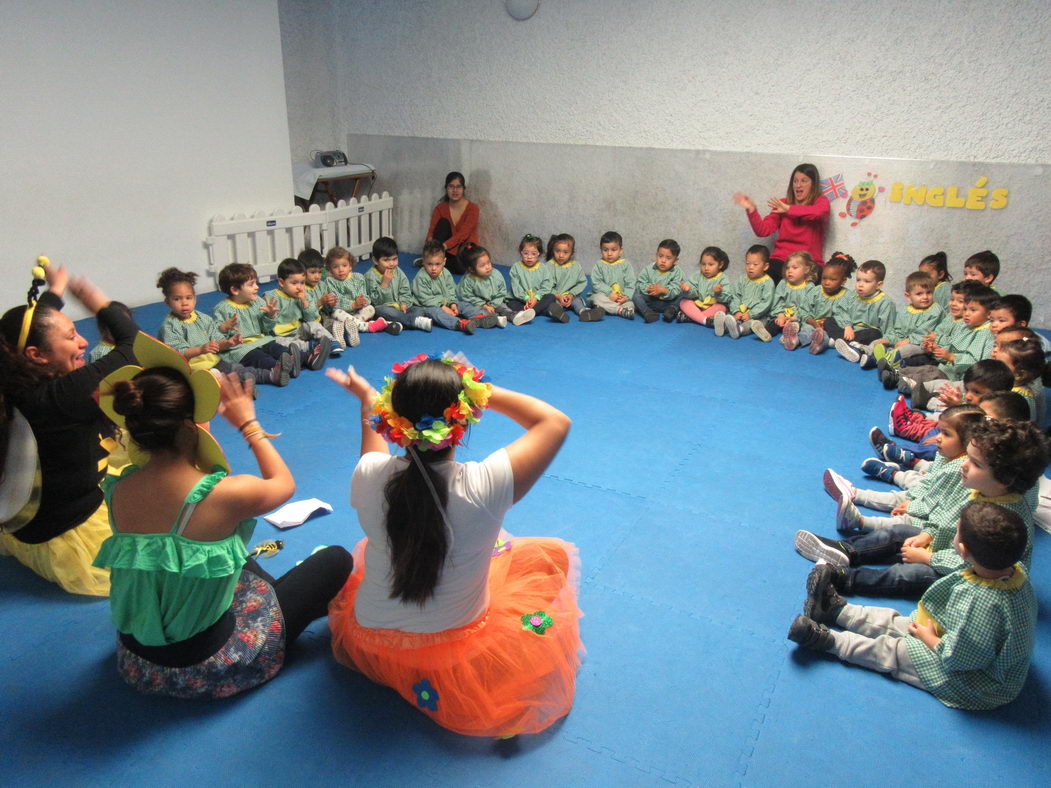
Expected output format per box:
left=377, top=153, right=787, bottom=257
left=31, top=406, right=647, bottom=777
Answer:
left=327, top=352, right=584, bottom=737
left=92, top=341, right=353, bottom=698
left=0, top=260, right=139, bottom=595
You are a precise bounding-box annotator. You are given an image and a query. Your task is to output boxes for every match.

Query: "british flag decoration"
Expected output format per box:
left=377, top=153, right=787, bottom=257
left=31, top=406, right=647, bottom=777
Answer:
left=820, top=174, right=848, bottom=201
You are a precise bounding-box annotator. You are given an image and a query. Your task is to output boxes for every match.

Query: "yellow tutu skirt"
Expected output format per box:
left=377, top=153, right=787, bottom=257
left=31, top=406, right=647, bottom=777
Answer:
left=0, top=499, right=111, bottom=596
left=329, top=535, right=584, bottom=737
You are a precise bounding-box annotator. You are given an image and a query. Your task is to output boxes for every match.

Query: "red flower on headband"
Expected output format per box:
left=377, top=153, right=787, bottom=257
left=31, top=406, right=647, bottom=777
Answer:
left=392, top=353, right=429, bottom=374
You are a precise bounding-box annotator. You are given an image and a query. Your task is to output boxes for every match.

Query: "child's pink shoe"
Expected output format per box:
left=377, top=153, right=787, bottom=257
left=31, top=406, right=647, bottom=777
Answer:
left=366, top=318, right=388, bottom=333
left=783, top=321, right=800, bottom=350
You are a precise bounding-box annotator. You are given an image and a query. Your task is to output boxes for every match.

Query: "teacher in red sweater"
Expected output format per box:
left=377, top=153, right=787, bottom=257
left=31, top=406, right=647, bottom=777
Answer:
left=426, top=171, right=479, bottom=275
left=733, top=163, right=829, bottom=283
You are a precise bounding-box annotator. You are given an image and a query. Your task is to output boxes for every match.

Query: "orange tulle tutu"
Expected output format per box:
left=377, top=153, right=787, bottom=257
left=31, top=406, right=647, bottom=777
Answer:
left=329, top=535, right=584, bottom=737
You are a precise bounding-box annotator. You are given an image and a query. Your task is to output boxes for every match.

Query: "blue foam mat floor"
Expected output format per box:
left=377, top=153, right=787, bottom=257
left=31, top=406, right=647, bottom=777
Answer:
left=2, top=256, right=1049, bottom=786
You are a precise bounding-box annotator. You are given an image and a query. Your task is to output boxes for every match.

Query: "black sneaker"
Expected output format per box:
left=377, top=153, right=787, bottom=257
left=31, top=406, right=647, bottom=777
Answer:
left=579, top=307, right=602, bottom=322
left=384, top=321, right=403, bottom=335
left=548, top=303, right=569, bottom=323
left=662, top=306, right=678, bottom=322
left=804, top=564, right=848, bottom=624
left=306, top=336, right=332, bottom=370
left=477, top=315, right=499, bottom=329
left=643, top=310, right=659, bottom=323
left=271, top=354, right=292, bottom=387
left=288, top=346, right=302, bottom=378
left=458, top=318, right=476, bottom=335
left=868, top=426, right=889, bottom=452
left=787, top=615, right=836, bottom=651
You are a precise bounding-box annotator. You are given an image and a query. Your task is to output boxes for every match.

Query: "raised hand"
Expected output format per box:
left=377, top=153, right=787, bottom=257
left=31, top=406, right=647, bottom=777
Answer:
left=732, top=192, right=756, bottom=212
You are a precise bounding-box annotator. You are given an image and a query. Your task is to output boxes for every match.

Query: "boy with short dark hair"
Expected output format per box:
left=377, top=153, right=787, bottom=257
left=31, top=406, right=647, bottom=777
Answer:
left=590, top=230, right=637, bottom=320
left=962, top=250, right=999, bottom=289
left=411, top=239, right=495, bottom=334
left=269, top=257, right=334, bottom=370
left=871, top=271, right=943, bottom=376
left=632, top=239, right=684, bottom=323
left=830, top=259, right=897, bottom=365
left=715, top=244, right=775, bottom=338
left=790, top=500, right=1036, bottom=711
left=212, top=262, right=295, bottom=382
left=364, top=236, right=432, bottom=332
left=897, top=284, right=997, bottom=395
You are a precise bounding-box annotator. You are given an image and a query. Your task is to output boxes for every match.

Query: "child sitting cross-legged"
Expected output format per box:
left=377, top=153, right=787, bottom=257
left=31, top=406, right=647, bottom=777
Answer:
left=547, top=233, right=604, bottom=322
left=318, top=245, right=392, bottom=344
left=823, top=405, right=984, bottom=534
left=714, top=244, right=774, bottom=338
left=895, top=284, right=997, bottom=398
left=795, top=419, right=1048, bottom=599
left=790, top=501, right=1036, bottom=711
left=211, top=263, right=296, bottom=386
left=364, top=236, right=433, bottom=333
left=831, top=259, right=897, bottom=366
left=676, top=245, right=731, bottom=327
left=632, top=239, right=684, bottom=323
left=751, top=250, right=814, bottom=344
left=589, top=231, right=637, bottom=320
left=456, top=243, right=535, bottom=327
left=869, top=271, right=944, bottom=374
left=156, top=268, right=281, bottom=387
left=269, top=258, right=336, bottom=369
left=411, top=239, right=497, bottom=335
left=790, top=251, right=854, bottom=353
left=508, top=234, right=567, bottom=323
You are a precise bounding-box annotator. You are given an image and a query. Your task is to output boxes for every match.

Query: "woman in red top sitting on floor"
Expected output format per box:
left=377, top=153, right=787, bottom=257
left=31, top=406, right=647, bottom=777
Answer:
left=426, top=171, right=479, bottom=275
left=733, top=163, right=829, bottom=283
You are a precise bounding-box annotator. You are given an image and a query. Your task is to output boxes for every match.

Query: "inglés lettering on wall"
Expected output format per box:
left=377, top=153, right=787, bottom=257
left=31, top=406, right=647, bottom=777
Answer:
left=888, top=178, right=1008, bottom=210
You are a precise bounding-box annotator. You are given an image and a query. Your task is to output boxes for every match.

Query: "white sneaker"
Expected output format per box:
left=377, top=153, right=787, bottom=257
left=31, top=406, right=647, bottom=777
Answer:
left=822, top=468, right=855, bottom=504
left=725, top=316, right=740, bottom=339
left=619, top=305, right=635, bottom=320
left=496, top=315, right=509, bottom=328
left=834, top=339, right=861, bottom=363
left=414, top=316, right=433, bottom=332
left=512, top=308, right=535, bottom=326
left=751, top=320, right=771, bottom=342
left=713, top=312, right=726, bottom=336
left=794, top=530, right=850, bottom=568
left=343, top=318, right=360, bottom=348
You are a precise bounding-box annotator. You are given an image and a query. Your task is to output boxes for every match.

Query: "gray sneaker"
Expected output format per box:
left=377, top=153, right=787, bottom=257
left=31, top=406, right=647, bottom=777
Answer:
left=496, top=315, right=509, bottom=328
left=618, top=305, right=635, bottom=320
left=713, top=312, right=726, bottom=336
left=676, top=310, right=690, bottom=323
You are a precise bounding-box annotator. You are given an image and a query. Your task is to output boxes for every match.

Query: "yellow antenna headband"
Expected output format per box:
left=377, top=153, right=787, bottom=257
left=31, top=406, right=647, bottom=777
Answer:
left=17, top=257, right=50, bottom=353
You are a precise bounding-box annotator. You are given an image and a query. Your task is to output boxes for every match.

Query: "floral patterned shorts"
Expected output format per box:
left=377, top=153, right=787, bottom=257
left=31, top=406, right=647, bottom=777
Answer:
left=116, top=569, right=285, bottom=699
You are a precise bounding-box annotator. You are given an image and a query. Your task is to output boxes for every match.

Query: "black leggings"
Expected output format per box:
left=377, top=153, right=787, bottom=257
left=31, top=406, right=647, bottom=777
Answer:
left=823, top=317, right=882, bottom=346
left=245, top=546, right=353, bottom=643
left=431, top=218, right=466, bottom=275
left=507, top=294, right=558, bottom=317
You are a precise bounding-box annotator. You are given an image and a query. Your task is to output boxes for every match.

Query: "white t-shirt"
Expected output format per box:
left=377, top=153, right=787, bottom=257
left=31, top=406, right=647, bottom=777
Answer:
left=351, top=448, right=514, bottom=633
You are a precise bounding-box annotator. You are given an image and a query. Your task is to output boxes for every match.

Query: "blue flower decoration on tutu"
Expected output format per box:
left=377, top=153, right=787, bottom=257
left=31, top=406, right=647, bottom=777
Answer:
left=413, top=678, right=439, bottom=712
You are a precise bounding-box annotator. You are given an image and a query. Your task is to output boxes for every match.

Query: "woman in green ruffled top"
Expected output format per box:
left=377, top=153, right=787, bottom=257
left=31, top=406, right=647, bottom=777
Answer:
left=93, top=338, right=352, bottom=698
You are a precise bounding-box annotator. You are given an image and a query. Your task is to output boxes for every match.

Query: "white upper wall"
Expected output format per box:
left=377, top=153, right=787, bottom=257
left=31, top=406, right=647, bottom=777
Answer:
left=326, top=0, right=1051, bottom=165
left=1, top=0, right=293, bottom=315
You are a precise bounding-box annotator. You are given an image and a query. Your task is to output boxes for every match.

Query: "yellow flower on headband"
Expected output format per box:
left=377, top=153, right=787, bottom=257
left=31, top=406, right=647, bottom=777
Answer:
left=98, top=332, right=229, bottom=472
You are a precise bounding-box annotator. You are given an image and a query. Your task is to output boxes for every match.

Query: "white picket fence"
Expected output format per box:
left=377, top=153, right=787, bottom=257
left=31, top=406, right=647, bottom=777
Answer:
left=205, top=192, right=394, bottom=282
